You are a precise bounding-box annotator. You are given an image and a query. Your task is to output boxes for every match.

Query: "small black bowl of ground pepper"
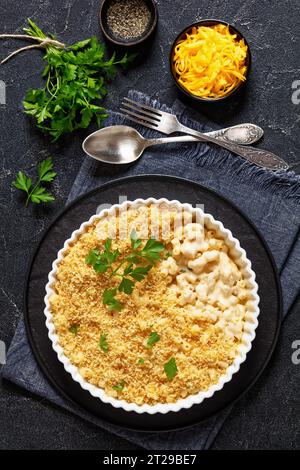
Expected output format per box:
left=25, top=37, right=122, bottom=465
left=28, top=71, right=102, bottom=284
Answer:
left=99, top=0, right=158, bottom=46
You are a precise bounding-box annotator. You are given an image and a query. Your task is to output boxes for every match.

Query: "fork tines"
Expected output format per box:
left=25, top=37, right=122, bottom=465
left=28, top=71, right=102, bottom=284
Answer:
left=120, top=97, right=163, bottom=130
left=123, top=97, right=162, bottom=117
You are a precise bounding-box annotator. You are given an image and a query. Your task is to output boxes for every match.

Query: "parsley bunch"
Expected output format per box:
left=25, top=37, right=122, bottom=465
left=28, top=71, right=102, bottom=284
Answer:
left=22, top=20, right=134, bottom=141
left=86, top=231, right=165, bottom=311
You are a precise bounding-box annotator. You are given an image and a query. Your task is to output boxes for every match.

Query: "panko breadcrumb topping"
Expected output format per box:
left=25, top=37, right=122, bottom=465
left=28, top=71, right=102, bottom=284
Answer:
left=49, top=204, right=253, bottom=405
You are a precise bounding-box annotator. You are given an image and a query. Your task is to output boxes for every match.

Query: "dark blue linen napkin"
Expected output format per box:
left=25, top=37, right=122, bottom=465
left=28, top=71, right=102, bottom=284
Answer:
left=2, top=90, right=300, bottom=449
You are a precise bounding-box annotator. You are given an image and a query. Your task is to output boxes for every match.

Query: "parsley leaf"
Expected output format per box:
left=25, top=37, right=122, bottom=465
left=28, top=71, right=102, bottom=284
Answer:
left=164, top=357, right=178, bottom=381
left=85, top=248, right=100, bottom=265
left=69, top=324, right=78, bottom=335
left=118, top=277, right=135, bottom=295
left=30, top=186, right=55, bottom=204
left=139, top=239, right=165, bottom=263
left=38, top=157, right=57, bottom=182
left=137, top=358, right=145, bottom=365
left=130, top=229, right=142, bottom=250
left=99, top=333, right=109, bottom=353
left=112, top=380, right=125, bottom=391
left=12, top=156, right=56, bottom=206
left=103, top=288, right=123, bottom=312
left=12, top=171, right=32, bottom=193
left=130, top=265, right=152, bottom=281
left=147, top=331, right=160, bottom=349
left=126, top=234, right=165, bottom=265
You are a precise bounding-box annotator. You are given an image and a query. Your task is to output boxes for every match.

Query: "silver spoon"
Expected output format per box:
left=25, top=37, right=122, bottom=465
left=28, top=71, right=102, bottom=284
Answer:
left=82, top=125, right=211, bottom=164
left=82, top=125, right=288, bottom=170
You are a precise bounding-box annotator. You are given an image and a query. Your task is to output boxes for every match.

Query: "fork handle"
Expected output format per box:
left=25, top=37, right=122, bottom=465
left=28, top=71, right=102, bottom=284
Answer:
left=177, top=124, right=289, bottom=171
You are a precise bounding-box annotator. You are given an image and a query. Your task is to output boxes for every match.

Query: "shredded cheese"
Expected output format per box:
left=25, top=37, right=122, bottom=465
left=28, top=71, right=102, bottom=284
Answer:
left=173, top=24, right=248, bottom=99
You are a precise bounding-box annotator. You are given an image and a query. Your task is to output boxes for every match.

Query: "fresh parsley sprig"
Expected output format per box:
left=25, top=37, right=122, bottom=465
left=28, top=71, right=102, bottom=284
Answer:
left=12, top=156, right=57, bottom=206
left=86, top=231, right=165, bottom=311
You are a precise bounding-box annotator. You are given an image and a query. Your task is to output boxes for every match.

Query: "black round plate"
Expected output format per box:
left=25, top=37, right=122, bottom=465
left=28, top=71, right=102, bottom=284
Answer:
left=24, top=175, right=282, bottom=432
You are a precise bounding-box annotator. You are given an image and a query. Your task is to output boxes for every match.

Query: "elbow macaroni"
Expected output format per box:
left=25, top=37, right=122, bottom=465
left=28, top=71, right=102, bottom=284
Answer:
left=161, top=223, right=248, bottom=340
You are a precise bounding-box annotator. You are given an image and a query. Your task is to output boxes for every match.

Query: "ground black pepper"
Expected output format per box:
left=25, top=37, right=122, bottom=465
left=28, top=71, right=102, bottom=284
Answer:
left=107, top=0, right=151, bottom=40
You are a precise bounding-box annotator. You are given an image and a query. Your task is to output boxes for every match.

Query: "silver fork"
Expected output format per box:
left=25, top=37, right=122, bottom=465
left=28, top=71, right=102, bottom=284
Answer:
left=121, top=98, right=263, bottom=146
left=120, top=97, right=289, bottom=171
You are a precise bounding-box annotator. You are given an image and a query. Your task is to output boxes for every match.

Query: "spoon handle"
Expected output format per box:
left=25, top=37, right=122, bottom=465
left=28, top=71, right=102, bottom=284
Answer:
left=146, top=135, right=209, bottom=145
left=204, top=123, right=263, bottom=145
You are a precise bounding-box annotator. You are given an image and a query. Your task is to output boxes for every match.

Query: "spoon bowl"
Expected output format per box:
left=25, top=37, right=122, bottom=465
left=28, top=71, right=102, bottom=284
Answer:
left=82, top=126, right=146, bottom=164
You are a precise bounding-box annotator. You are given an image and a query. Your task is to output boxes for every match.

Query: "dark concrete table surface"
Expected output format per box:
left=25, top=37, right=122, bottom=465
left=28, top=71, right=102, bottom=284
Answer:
left=0, top=0, right=299, bottom=450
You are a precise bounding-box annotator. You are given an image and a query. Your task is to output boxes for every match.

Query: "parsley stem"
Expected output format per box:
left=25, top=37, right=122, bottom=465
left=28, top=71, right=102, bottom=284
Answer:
left=46, top=70, right=59, bottom=98
left=82, top=95, right=91, bottom=109
left=26, top=177, right=41, bottom=207
left=110, top=260, right=126, bottom=278
left=45, top=71, right=60, bottom=109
